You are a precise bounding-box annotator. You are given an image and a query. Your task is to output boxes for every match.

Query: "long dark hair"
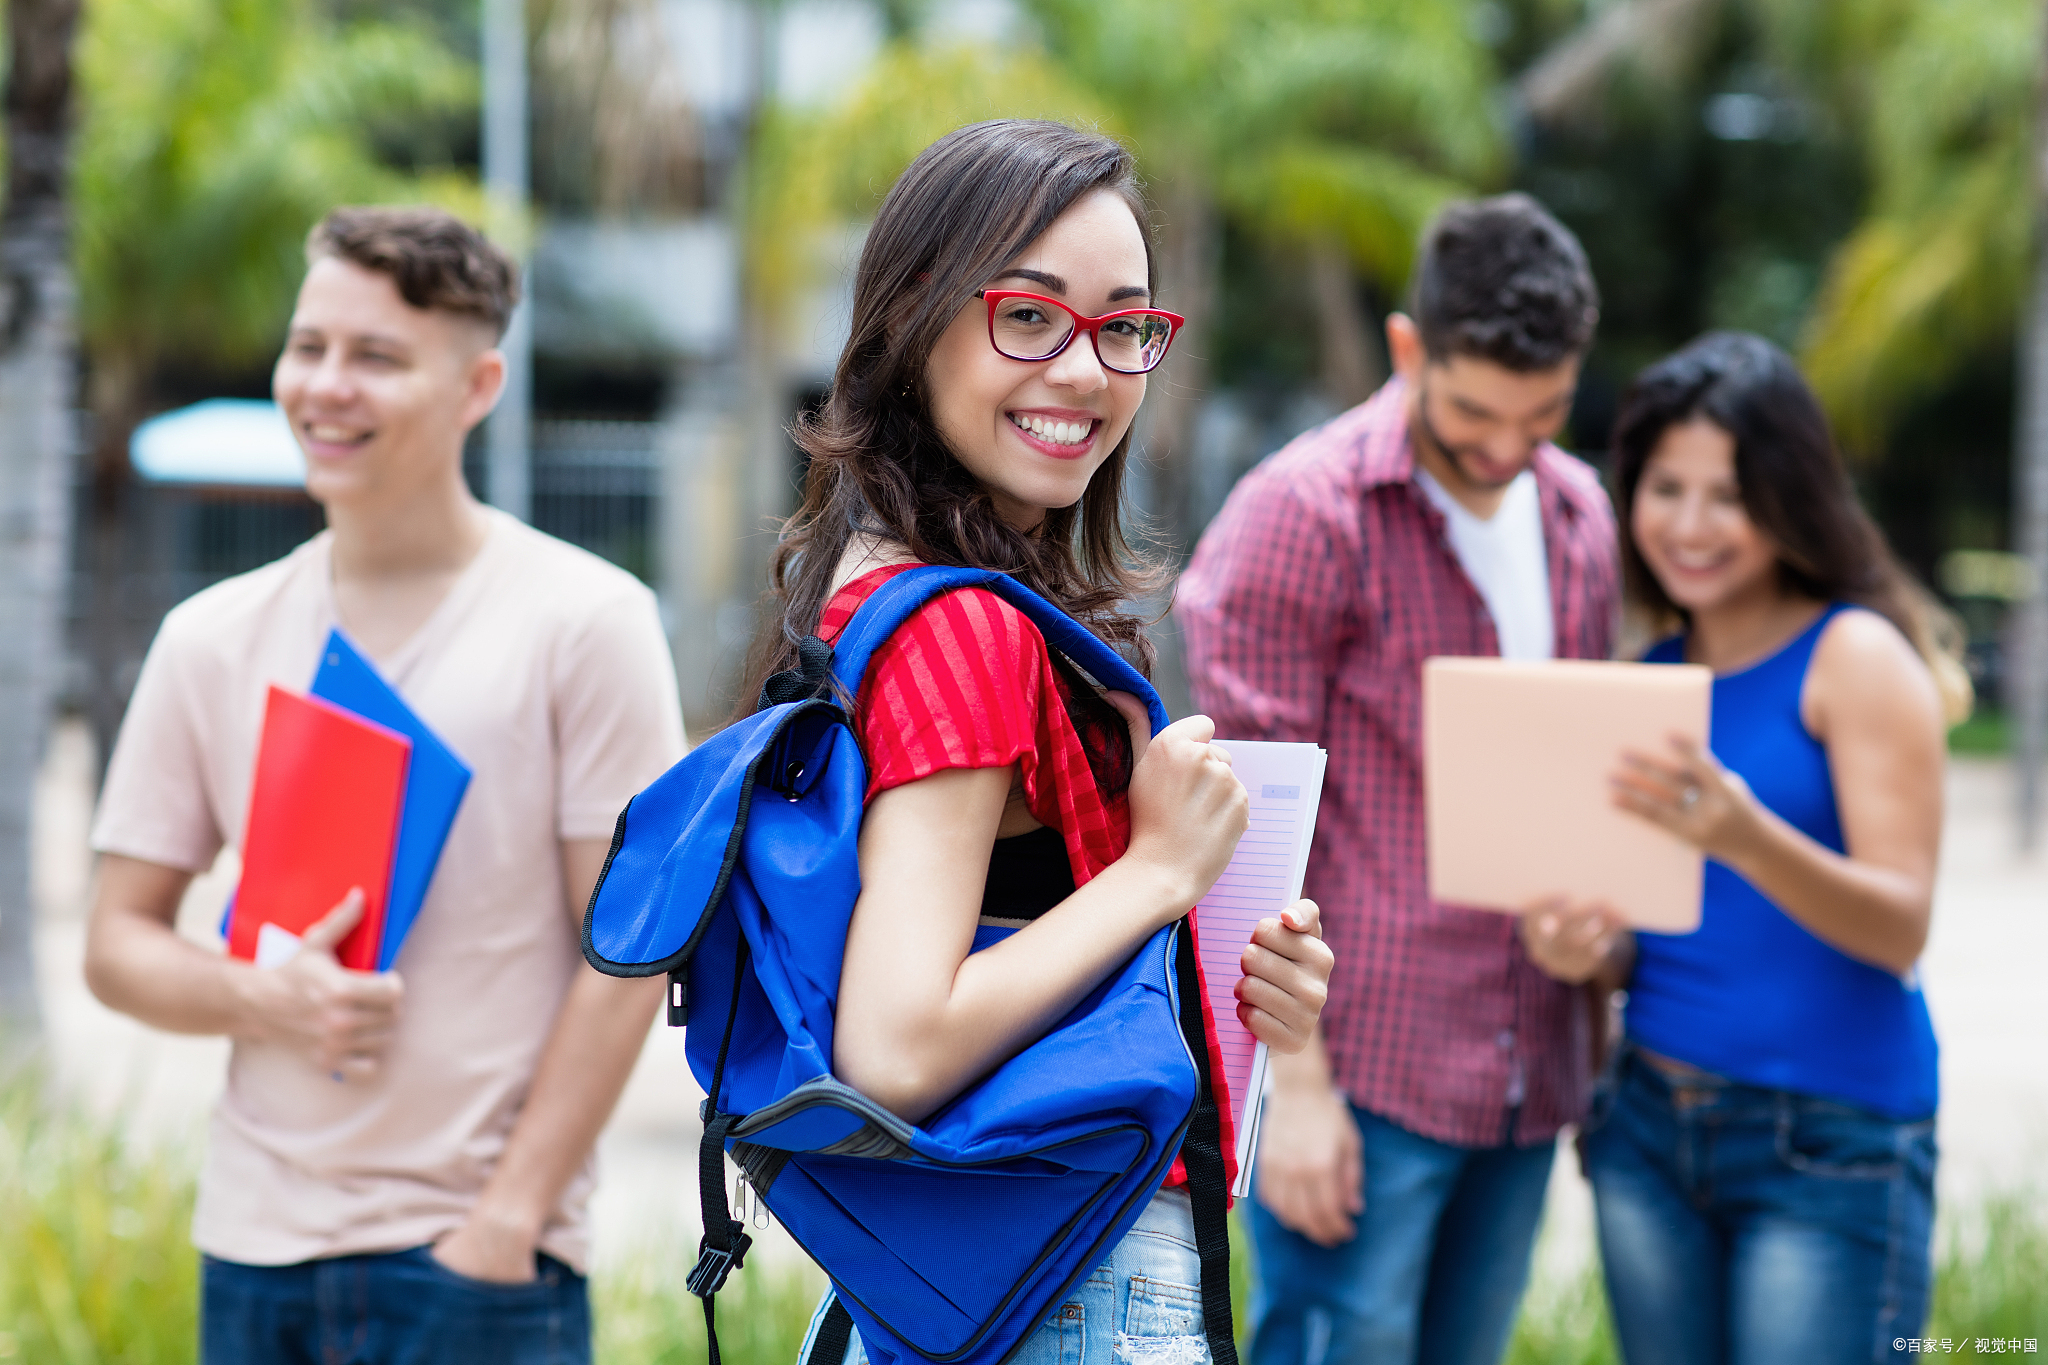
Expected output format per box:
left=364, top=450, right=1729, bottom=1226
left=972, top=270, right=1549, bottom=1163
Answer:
left=1612, top=331, right=1970, bottom=717
left=741, top=119, right=1160, bottom=721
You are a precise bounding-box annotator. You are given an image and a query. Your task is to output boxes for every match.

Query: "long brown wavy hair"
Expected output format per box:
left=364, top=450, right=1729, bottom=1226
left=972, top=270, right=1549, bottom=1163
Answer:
left=1612, top=331, right=1972, bottom=721
left=739, top=119, right=1162, bottom=721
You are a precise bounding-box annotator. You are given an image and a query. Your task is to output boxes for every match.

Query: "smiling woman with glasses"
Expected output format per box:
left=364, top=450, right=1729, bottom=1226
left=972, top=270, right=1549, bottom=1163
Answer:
left=743, top=120, right=1333, bottom=1365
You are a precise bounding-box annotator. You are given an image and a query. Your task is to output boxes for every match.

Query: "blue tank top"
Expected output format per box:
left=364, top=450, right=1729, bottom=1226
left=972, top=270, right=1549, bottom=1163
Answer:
left=1629, top=604, right=1939, bottom=1119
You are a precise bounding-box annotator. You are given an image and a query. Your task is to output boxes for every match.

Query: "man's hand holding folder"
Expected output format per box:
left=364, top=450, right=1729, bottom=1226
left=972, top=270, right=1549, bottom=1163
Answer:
left=233, top=886, right=405, bottom=1081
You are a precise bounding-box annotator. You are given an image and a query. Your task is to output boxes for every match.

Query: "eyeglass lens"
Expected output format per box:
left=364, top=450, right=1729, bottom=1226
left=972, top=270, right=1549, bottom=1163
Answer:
left=989, top=296, right=1176, bottom=373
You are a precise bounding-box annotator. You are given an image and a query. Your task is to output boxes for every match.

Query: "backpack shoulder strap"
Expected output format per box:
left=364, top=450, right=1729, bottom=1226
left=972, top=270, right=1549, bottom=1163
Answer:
left=829, top=567, right=1170, bottom=736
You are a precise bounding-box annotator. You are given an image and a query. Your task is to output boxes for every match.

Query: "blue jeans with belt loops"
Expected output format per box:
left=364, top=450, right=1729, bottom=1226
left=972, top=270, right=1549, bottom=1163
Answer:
left=201, top=1245, right=589, bottom=1365
left=1582, top=1045, right=1936, bottom=1365
left=800, top=1187, right=1213, bottom=1364
left=1245, top=1103, right=1555, bottom=1365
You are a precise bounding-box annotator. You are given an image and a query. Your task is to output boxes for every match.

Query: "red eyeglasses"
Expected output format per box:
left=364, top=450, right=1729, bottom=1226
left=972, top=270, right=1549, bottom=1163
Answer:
left=976, top=290, right=1185, bottom=375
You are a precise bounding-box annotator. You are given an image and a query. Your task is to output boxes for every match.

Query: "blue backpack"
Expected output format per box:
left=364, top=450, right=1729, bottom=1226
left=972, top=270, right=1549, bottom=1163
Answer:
left=582, top=567, right=1236, bottom=1365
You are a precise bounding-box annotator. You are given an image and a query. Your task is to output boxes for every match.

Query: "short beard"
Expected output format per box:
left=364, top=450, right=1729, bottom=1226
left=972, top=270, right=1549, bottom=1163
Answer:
left=1414, top=378, right=1521, bottom=494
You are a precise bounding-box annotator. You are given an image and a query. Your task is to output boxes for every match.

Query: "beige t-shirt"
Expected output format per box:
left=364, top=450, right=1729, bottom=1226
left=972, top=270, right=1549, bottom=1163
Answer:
left=91, top=509, right=687, bottom=1271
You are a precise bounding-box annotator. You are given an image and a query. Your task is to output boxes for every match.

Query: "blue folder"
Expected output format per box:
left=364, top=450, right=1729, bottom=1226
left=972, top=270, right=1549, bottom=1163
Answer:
left=309, top=630, right=472, bottom=970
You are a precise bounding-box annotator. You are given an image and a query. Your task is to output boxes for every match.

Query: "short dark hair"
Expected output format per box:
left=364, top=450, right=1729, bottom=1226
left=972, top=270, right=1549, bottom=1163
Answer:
left=307, top=206, right=521, bottom=339
left=1409, top=192, right=1598, bottom=371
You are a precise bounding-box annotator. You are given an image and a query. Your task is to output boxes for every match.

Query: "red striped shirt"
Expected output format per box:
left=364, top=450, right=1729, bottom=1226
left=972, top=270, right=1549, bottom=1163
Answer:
left=820, top=565, right=1237, bottom=1191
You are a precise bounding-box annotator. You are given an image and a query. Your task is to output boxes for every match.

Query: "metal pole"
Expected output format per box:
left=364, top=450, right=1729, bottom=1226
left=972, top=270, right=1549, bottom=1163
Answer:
left=483, top=0, right=531, bottom=521
left=2015, top=24, right=2048, bottom=849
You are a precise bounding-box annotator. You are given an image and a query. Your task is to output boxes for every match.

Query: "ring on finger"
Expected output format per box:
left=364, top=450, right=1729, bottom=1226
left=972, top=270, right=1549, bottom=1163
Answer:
left=1680, top=785, right=1701, bottom=809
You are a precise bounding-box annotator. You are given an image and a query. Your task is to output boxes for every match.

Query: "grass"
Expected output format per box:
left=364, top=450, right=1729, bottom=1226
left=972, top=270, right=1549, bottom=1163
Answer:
left=4, top=1065, right=2043, bottom=1363
left=1949, top=706, right=2010, bottom=756
left=0, top=1067, right=200, bottom=1364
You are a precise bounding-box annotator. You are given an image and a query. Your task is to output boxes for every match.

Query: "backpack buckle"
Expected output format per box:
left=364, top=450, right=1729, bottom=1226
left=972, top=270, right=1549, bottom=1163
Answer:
left=686, top=1229, right=753, bottom=1297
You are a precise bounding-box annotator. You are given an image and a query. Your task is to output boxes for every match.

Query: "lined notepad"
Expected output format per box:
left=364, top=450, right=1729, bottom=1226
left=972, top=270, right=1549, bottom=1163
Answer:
left=1196, top=740, right=1328, bottom=1197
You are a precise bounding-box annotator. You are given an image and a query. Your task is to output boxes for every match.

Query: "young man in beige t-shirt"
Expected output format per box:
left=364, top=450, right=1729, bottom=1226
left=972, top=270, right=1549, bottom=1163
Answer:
left=85, top=207, right=686, bottom=1364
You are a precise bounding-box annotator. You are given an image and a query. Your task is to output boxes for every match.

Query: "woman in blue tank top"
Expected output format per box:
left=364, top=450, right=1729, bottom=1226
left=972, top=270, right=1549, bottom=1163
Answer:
left=1519, top=333, right=1969, bottom=1365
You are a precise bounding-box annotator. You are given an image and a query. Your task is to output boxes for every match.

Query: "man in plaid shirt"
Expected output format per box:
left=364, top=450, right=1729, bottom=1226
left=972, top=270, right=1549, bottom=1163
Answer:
left=1179, top=195, right=1616, bottom=1365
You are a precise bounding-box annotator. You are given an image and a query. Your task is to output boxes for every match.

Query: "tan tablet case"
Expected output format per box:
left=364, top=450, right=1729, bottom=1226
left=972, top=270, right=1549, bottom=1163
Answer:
left=1423, top=657, right=1712, bottom=933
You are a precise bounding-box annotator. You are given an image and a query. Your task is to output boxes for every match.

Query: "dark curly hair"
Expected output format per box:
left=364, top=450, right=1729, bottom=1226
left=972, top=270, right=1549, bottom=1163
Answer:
left=1613, top=331, right=1971, bottom=719
left=740, top=120, right=1160, bottom=753
left=1409, top=192, right=1598, bottom=371
left=307, top=205, right=521, bottom=339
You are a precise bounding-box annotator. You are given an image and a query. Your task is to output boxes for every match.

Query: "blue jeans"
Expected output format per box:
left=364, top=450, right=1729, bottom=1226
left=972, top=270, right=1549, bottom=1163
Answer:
left=1582, top=1046, right=1936, bottom=1365
left=201, top=1245, right=590, bottom=1365
left=1246, top=1103, right=1554, bottom=1365
left=799, top=1187, right=1213, bottom=1364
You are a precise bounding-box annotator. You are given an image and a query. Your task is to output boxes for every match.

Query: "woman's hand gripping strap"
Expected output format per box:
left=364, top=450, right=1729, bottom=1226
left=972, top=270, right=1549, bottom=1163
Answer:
left=688, top=940, right=754, bottom=1365
left=1174, top=917, right=1240, bottom=1365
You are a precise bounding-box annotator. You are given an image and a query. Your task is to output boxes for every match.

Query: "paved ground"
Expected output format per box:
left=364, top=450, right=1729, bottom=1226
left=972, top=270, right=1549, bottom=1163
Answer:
left=29, top=719, right=2048, bottom=1287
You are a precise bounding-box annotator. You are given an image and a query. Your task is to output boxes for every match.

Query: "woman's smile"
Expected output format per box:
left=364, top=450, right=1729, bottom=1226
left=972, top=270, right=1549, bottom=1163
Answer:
left=1006, top=408, right=1101, bottom=457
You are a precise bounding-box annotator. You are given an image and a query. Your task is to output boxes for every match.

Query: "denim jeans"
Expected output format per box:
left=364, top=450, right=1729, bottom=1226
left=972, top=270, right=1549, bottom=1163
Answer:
left=799, top=1187, right=1213, bottom=1365
left=201, top=1245, right=591, bottom=1365
left=1245, top=1103, right=1555, bottom=1365
left=1581, top=1046, right=1936, bottom=1365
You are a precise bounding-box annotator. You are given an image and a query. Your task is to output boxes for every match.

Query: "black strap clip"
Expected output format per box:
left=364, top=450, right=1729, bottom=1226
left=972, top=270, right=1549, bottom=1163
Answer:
left=667, top=967, right=687, bottom=1027
left=759, top=635, right=836, bottom=710
left=686, top=1228, right=753, bottom=1298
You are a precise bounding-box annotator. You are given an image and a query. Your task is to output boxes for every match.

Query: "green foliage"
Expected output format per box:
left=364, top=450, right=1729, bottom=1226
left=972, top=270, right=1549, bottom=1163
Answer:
left=1933, top=1190, right=2048, bottom=1336
left=1505, top=1267, right=1621, bottom=1365
left=595, top=1247, right=825, bottom=1364
left=749, top=1, right=1504, bottom=334
left=1794, top=0, right=2041, bottom=451
left=748, top=43, right=1112, bottom=315
left=3, top=1060, right=2047, bottom=1365
left=72, top=0, right=481, bottom=387
left=1949, top=706, right=2009, bottom=755
left=1030, top=0, right=1500, bottom=281
left=0, top=1069, right=199, bottom=1365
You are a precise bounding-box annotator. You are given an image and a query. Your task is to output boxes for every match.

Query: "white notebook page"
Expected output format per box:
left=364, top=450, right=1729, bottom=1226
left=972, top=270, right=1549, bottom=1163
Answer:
left=1194, top=740, right=1328, bottom=1197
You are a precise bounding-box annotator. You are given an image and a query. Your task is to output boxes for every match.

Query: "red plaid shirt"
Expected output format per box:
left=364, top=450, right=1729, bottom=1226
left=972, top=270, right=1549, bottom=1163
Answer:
left=1176, top=377, right=1619, bottom=1147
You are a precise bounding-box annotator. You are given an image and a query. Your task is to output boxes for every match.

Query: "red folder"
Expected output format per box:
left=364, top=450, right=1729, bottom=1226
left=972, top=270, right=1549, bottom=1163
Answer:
left=228, top=687, right=411, bottom=972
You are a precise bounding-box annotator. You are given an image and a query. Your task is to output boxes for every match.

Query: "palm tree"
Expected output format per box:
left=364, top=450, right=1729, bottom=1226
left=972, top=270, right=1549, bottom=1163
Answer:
left=1783, top=0, right=2040, bottom=832
left=1031, top=0, right=1500, bottom=544
left=1794, top=0, right=2036, bottom=451
left=0, top=0, right=84, bottom=1049
left=70, top=0, right=479, bottom=765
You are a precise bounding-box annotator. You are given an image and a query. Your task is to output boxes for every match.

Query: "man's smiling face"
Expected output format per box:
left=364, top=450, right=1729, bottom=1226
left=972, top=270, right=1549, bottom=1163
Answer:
left=272, top=256, right=503, bottom=511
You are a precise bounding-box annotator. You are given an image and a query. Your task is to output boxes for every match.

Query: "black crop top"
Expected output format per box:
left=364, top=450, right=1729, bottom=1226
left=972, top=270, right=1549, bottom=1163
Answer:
left=979, top=825, right=1076, bottom=923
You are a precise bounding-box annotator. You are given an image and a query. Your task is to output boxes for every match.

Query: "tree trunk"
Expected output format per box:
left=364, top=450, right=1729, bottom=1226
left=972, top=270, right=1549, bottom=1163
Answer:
left=1138, top=182, right=1220, bottom=721
left=82, top=358, right=145, bottom=782
left=0, top=0, right=83, bottom=1050
left=1143, top=181, right=1220, bottom=559
left=1307, top=238, right=1384, bottom=411
left=2013, top=22, right=2048, bottom=848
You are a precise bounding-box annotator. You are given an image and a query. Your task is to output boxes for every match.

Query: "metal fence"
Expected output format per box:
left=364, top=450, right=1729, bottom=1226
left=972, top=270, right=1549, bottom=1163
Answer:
left=528, top=419, right=659, bottom=584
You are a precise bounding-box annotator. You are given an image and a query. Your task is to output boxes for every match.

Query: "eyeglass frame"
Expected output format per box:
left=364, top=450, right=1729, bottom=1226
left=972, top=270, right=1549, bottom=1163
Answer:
left=974, top=289, right=1186, bottom=375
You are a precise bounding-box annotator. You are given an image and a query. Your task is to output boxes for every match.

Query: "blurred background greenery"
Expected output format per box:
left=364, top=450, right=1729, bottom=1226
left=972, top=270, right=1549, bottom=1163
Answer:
left=3, top=0, right=2046, bottom=1359
left=3, top=0, right=2040, bottom=739
left=4, top=1065, right=2044, bottom=1362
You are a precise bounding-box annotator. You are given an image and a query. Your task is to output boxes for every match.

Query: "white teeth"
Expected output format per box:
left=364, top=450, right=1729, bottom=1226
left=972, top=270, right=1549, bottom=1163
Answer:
left=1011, top=414, right=1090, bottom=445
left=309, top=425, right=364, bottom=442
